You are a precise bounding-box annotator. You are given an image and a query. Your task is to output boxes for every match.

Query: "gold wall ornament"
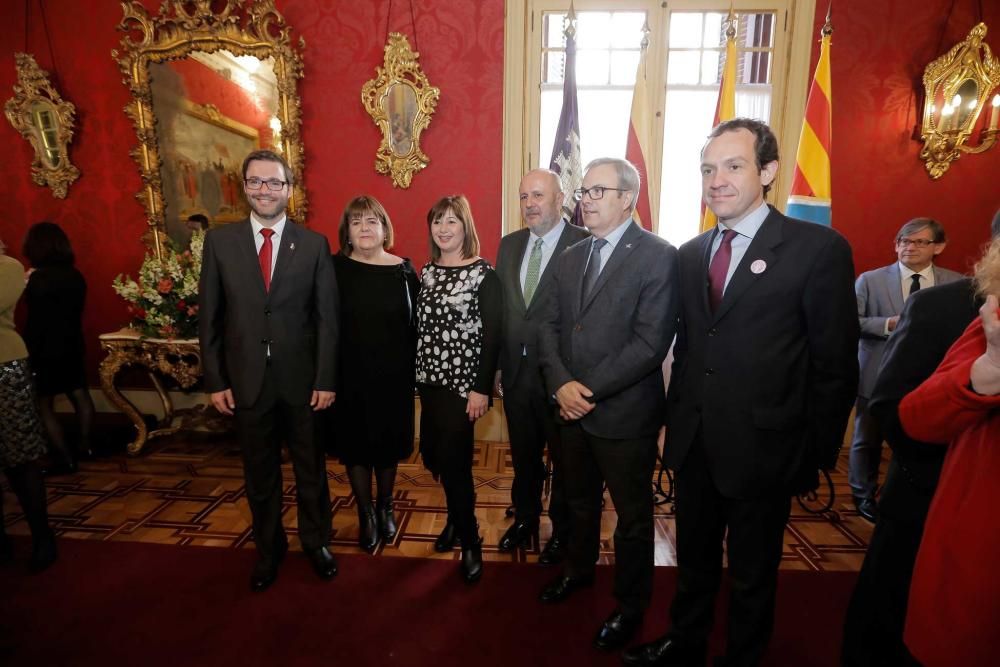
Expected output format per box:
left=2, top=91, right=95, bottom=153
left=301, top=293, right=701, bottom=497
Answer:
left=918, top=22, right=1000, bottom=179
left=4, top=53, right=80, bottom=199
left=362, top=33, right=440, bottom=188
left=112, top=0, right=307, bottom=257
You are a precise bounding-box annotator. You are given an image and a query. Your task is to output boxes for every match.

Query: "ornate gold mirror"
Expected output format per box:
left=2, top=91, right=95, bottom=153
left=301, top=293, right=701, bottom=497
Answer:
left=362, top=33, right=440, bottom=188
left=113, top=0, right=307, bottom=255
left=4, top=53, right=80, bottom=198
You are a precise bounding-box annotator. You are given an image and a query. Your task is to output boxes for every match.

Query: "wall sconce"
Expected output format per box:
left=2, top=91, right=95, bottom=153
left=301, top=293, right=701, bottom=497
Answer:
left=918, top=22, right=1000, bottom=179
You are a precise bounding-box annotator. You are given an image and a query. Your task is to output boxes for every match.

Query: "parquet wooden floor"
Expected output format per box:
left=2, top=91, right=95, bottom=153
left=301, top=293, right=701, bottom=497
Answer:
left=2, top=429, right=874, bottom=571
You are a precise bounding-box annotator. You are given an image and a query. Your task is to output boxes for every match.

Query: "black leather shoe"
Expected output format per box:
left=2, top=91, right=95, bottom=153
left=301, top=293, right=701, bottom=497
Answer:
left=497, top=520, right=538, bottom=552
left=539, top=573, right=594, bottom=603
left=854, top=496, right=879, bottom=524
left=27, top=535, right=57, bottom=574
left=305, top=546, right=338, bottom=580
left=594, top=609, right=641, bottom=651
left=377, top=497, right=398, bottom=541
left=434, top=522, right=458, bottom=552
left=460, top=544, right=483, bottom=583
left=358, top=507, right=379, bottom=553
left=621, top=634, right=707, bottom=666
left=538, top=535, right=567, bottom=565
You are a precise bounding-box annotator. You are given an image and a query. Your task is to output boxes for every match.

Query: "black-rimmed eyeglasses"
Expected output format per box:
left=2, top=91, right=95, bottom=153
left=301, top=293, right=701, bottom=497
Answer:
left=245, top=177, right=288, bottom=191
left=573, top=186, right=628, bottom=202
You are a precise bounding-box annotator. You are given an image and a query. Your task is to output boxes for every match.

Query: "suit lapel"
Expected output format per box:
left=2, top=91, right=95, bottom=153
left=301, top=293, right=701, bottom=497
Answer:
left=697, top=229, right=716, bottom=317
left=580, top=221, right=642, bottom=314
left=268, top=222, right=300, bottom=297
left=509, top=230, right=530, bottom=314
left=712, top=211, right=782, bottom=322
left=238, top=220, right=268, bottom=295
left=886, top=263, right=903, bottom=313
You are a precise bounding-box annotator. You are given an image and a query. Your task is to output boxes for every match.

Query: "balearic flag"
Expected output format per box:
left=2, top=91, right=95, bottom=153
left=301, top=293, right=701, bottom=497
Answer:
left=625, top=25, right=655, bottom=230
left=786, top=10, right=833, bottom=226
left=549, top=11, right=583, bottom=225
left=701, top=13, right=738, bottom=233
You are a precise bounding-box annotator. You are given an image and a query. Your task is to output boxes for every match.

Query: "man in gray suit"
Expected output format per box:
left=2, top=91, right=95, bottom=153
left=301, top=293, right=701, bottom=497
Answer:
left=537, top=158, right=679, bottom=652
left=495, top=169, right=589, bottom=561
left=850, top=217, right=964, bottom=522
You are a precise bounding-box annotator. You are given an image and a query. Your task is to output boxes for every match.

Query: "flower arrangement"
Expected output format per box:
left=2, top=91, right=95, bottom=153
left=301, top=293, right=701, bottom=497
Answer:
left=112, top=232, right=203, bottom=339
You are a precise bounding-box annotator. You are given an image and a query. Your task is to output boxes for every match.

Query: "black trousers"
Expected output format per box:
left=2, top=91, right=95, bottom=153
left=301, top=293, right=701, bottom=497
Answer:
left=234, top=365, right=331, bottom=562
left=504, top=368, right=568, bottom=535
left=669, top=437, right=791, bottom=667
left=561, top=422, right=656, bottom=618
left=418, top=384, right=479, bottom=544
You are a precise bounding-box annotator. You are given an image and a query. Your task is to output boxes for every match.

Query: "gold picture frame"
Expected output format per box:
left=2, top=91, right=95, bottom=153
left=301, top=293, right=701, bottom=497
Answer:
left=362, top=33, right=440, bottom=188
left=4, top=53, right=80, bottom=199
left=113, top=0, right=307, bottom=256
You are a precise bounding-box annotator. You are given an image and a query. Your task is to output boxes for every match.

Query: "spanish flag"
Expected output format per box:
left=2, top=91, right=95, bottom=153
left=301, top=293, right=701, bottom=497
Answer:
left=786, top=12, right=833, bottom=226
left=625, top=27, right=654, bottom=230
left=700, top=13, right=738, bottom=233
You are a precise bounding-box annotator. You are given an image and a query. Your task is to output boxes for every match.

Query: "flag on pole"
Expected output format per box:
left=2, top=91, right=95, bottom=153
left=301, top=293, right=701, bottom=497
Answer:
left=625, top=23, right=655, bottom=230
left=786, top=10, right=833, bottom=226
left=700, top=11, right=739, bottom=233
left=549, top=9, right=584, bottom=225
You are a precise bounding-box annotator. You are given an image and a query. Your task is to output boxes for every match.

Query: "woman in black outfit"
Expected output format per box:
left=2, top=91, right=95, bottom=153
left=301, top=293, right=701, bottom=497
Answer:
left=22, top=222, right=97, bottom=474
left=417, top=195, right=502, bottom=583
left=331, top=196, right=419, bottom=553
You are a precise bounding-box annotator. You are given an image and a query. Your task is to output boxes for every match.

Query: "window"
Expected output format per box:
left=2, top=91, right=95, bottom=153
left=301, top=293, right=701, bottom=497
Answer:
left=504, top=0, right=816, bottom=241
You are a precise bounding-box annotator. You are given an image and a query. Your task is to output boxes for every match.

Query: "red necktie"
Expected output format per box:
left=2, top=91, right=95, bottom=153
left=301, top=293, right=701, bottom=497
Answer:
left=708, top=229, right=737, bottom=312
left=259, top=228, right=274, bottom=292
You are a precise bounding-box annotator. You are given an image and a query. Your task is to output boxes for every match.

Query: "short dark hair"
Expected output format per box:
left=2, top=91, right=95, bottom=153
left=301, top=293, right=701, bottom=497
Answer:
left=338, top=195, right=394, bottom=256
left=23, top=221, right=74, bottom=267
left=426, top=195, right=481, bottom=261
left=241, top=149, right=294, bottom=186
left=895, top=218, right=946, bottom=244
left=706, top=118, right=780, bottom=196
left=187, top=214, right=209, bottom=230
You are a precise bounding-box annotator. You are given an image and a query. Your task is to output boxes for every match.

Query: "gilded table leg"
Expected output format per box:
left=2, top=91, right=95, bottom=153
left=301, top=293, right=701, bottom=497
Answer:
left=145, top=371, right=180, bottom=441
left=98, top=348, right=148, bottom=456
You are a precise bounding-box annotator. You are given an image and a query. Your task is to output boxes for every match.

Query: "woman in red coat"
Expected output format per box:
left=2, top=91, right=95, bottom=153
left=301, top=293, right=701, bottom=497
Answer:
left=899, top=237, right=1000, bottom=667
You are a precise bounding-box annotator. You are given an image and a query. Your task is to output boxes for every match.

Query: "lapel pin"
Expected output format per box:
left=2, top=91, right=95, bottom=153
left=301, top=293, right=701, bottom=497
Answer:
left=625, top=243, right=632, bottom=249
left=289, top=242, right=295, bottom=250
left=750, top=259, right=767, bottom=274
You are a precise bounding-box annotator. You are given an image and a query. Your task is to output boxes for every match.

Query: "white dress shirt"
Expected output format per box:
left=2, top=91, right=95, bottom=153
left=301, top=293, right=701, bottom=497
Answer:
left=519, top=220, right=567, bottom=292
left=251, top=213, right=286, bottom=278
left=708, top=201, right=770, bottom=293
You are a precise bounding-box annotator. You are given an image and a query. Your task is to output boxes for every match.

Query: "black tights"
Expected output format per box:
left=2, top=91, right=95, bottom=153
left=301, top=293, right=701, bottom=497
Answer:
left=1, top=461, right=54, bottom=548
left=37, top=388, right=96, bottom=463
left=346, top=464, right=398, bottom=511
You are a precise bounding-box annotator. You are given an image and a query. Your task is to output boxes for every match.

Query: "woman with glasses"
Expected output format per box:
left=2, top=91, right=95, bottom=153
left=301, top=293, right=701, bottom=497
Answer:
left=328, top=196, right=418, bottom=553
left=416, top=195, right=502, bottom=583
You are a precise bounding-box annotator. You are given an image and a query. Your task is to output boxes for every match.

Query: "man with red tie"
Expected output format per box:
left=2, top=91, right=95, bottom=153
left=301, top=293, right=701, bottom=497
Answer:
left=199, top=149, right=339, bottom=592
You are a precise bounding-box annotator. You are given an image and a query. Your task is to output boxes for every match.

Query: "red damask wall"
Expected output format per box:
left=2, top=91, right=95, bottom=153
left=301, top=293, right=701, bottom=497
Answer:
left=1, top=0, right=997, bottom=387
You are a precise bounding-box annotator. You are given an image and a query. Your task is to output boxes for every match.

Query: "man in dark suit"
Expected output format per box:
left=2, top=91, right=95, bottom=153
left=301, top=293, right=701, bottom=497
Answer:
left=849, top=218, right=964, bottom=523
left=495, top=168, right=589, bottom=562
left=625, top=118, right=859, bottom=667
left=199, top=149, right=339, bottom=592
left=840, top=214, right=999, bottom=666
left=537, top=158, right=679, bottom=652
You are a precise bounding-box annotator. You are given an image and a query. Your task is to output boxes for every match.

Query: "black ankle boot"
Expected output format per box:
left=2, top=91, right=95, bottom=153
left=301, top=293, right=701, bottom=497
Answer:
left=357, top=507, right=379, bottom=553
left=28, top=531, right=57, bottom=574
left=460, top=543, right=483, bottom=583
left=434, top=522, right=457, bottom=552
left=377, top=497, right=397, bottom=541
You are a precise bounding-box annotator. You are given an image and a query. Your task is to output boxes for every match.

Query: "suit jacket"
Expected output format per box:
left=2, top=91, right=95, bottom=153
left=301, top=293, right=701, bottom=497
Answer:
left=855, top=262, right=964, bottom=398
left=868, top=278, right=982, bottom=522
left=198, top=219, right=339, bottom=408
left=665, top=207, right=859, bottom=497
left=538, top=220, right=679, bottom=440
left=496, top=222, right=590, bottom=390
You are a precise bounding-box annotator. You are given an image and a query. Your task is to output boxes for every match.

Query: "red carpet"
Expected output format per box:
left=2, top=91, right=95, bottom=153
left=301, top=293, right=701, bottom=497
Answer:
left=1, top=539, right=854, bottom=666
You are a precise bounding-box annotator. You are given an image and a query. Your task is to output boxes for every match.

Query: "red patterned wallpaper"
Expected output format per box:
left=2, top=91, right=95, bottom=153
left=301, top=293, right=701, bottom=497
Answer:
left=2, top=0, right=997, bottom=386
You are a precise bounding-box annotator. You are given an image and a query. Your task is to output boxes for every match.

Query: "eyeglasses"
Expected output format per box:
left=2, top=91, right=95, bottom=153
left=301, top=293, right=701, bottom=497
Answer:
left=896, top=238, right=936, bottom=248
left=245, top=177, right=288, bottom=191
left=573, top=186, right=628, bottom=201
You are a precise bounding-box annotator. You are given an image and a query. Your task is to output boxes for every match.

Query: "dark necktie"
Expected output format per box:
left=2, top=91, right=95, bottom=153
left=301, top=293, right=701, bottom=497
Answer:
left=908, top=273, right=921, bottom=299
left=582, top=238, right=608, bottom=303
left=708, top=229, right=737, bottom=312
left=259, top=228, right=275, bottom=292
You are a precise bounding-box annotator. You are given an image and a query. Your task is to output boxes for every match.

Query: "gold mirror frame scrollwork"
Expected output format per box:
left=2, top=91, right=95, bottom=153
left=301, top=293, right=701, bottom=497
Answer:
left=362, top=33, right=440, bottom=189
left=4, top=53, right=80, bottom=199
left=112, top=0, right=307, bottom=256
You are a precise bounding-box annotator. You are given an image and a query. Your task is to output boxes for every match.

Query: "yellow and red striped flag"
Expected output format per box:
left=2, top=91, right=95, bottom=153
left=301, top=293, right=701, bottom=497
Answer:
left=787, top=12, right=832, bottom=226
left=701, top=13, right=738, bottom=233
left=625, top=26, right=654, bottom=230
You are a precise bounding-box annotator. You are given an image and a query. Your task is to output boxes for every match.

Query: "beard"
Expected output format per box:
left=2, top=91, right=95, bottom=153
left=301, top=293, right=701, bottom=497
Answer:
left=247, top=193, right=287, bottom=221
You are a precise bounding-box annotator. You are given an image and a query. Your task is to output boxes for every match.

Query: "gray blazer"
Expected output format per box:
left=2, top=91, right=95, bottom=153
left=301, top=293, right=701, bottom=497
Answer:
left=856, top=263, right=964, bottom=397
left=495, top=222, right=590, bottom=390
left=538, top=220, right=679, bottom=439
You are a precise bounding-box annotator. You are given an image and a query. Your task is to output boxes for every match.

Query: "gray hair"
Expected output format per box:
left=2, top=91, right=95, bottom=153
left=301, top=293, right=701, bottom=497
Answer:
left=895, top=218, right=945, bottom=244
left=585, top=158, right=640, bottom=213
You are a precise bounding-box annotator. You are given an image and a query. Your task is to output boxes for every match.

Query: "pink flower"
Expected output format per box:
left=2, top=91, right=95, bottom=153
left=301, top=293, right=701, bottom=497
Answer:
left=157, top=278, right=173, bottom=294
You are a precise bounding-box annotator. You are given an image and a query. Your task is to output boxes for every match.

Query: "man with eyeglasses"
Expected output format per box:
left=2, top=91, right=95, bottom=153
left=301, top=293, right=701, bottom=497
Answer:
left=537, top=158, right=679, bottom=653
left=848, top=218, right=964, bottom=524
left=199, top=149, right=339, bottom=592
